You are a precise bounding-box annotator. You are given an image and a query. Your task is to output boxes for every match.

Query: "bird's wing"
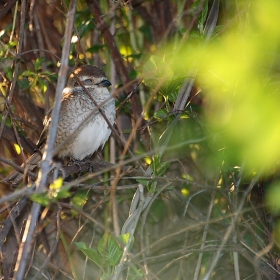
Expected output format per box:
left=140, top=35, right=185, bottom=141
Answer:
left=36, top=108, right=52, bottom=148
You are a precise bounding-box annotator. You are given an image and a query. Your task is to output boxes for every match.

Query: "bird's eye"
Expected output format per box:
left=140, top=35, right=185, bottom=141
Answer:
left=84, top=79, right=92, bottom=84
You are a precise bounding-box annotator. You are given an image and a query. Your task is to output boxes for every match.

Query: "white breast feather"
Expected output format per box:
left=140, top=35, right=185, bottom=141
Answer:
left=72, top=115, right=111, bottom=160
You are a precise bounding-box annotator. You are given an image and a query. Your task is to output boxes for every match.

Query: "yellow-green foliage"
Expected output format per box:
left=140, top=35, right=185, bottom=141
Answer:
left=169, top=0, right=280, bottom=172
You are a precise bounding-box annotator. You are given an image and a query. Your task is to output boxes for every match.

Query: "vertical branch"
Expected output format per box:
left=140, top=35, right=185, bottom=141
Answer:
left=13, top=1, right=77, bottom=279
left=108, top=0, right=120, bottom=236
left=86, top=0, right=143, bottom=124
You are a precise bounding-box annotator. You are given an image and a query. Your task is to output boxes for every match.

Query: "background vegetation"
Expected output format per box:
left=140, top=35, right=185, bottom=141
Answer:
left=1, top=0, right=280, bottom=279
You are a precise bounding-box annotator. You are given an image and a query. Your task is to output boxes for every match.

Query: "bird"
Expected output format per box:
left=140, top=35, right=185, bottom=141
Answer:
left=2, top=65, right=116, bottom=185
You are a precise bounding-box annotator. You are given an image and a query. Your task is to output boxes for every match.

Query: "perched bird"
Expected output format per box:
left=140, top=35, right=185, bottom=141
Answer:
left=2, top=65, right=115, bottom=184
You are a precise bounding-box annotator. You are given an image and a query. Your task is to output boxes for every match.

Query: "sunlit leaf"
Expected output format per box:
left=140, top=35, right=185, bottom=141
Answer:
left=49, top=177, right=63, bottom=190
left=13, top=143, right=21, bottom=154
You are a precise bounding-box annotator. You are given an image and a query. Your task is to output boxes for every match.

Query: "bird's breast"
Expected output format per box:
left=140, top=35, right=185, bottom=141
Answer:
left=57, top=94, right=115, bottom=160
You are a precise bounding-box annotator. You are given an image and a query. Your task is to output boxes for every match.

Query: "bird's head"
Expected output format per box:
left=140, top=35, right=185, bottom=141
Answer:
left=67, top=65, right=111, bottom=89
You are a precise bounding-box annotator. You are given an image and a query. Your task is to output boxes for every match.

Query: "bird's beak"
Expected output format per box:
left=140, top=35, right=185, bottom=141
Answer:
left=96, top=79, right=111, bottom=87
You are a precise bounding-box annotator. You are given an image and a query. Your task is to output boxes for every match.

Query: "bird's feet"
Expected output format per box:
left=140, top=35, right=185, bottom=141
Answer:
left=68, top=157, right=95, bottom=174
left=50, top=161, right=66, bottom=180
left=69, top=158, right=84, bottom=174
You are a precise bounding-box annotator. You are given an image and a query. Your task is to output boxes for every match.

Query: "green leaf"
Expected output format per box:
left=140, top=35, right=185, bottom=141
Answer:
left=75, top=242, right=87, bottom=249
left=98, top=233, right=133, bottom=267
left=17, top=78, right=30, bottom=90
left=142, top=55, right=161, bottom=88
left=5, top=68, right=12, bottom=81
left=75, top=242, right=104, bottom=269
left=87, top=44, right=105, bottom=53
left=157, top=115, right=180, bottom=155
left=157, top=161, right=170, bottom=177
left=151, top=155, right=170, bottom=177
left=198, top=0, right=209, bottom=34
left=154, top=109, right=168, bottom=120
left=7, top=41, right=17, bottom=48
left=48, top=178, right=71, bottom=201
left=55, top=187, right=71, bottom=199
left=30, top=193, right=50, bottom=206
left=139, top=25, right=153, bottom=42
left=70, top=190, right=88, bottom=217
left=136, top=178, right=150, bottom=187
left=21, top=70, right=35, bottom=76
left=98, top=234, right=123, bottom=266
left=34, top=57, right=45, bottom=72
left=129, top=69, right=138, bottom=79
left=38, top=78, right=47, bottom=93
left=159, top=77, right=183, bottom=100
left=118, top=233, right=133, bottom=250
left=80, top=21, right=95, bottom=38
left=127, top=264, right=144, bottom=279
left=190, top=0, right=204, bottom=15
left=149, top=200, right=165, bottom=223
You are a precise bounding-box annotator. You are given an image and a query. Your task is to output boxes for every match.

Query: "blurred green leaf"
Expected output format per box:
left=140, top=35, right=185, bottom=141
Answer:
left=151, top=155, right=170, bottom=177
left=7, top=41, right=17, bottom=48
left=136, top=178, right=150, bottom=187
left=22, top=70, right=36, bottom=76
left=159, top=77, right=183, bottom=100
left=166, top=0, right=280, bottom=172
left=38, top=79, right=47, bottom=93
left=265, top=181, right=280, bottom=214
left=139, top=25, right=153, bottom=42
left=17, top=78, right=30, bottom=90
left=87, top=44, right=105, bottom=53
left=198, top=0, right=208, bottom=34
left=148, top=199, right=165, bottom=223
left=34, top=57, right=45, bottom=72
left=154, top=109, right=168, bottom=120
left=5, top=67, right=13, bottom=81
left=127, top=264, right=144, bottom=279
left=30, top=193, right=50, bottom=206
left=70, top=190, right=88, bottom=217
left=129, top=69, right=138, bottom=79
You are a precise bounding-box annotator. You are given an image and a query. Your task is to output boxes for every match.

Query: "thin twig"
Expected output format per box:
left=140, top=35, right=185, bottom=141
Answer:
left=202, top=175, right=260, bottom=280
left=31, top=206, right=62, bottom=280
left=193, top=191, right=216, bottom=280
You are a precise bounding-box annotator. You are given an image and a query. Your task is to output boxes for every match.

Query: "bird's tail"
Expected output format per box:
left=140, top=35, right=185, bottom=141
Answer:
left=1, top=151, right=42, bottom=185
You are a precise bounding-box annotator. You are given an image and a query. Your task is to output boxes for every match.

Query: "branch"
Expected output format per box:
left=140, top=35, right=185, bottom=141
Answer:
left=86, top=0, right=143, bottom=123
left=0, top=197, right=29, bottom=278
left=13, top=1, right=77, bottom=279
left=0, top=0, right=17, bottom=21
